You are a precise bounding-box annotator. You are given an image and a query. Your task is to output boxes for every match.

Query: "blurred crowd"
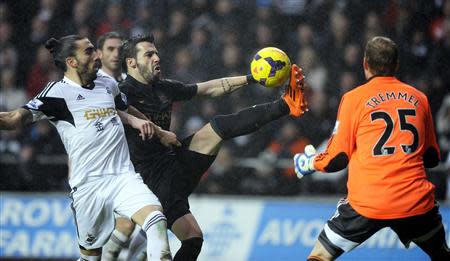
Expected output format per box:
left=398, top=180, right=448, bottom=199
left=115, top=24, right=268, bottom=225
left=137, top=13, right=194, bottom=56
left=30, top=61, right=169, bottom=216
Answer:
left=0, top=0, right=449, bottom=198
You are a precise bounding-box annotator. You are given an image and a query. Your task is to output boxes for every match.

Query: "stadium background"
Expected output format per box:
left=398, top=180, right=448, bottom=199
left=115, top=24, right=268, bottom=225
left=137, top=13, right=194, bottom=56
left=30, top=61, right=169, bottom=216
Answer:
left=0, top=0, right=449, bottom=260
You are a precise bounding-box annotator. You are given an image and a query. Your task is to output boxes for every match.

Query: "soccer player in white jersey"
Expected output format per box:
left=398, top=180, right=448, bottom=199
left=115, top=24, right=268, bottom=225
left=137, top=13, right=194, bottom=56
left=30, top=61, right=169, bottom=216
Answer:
left=0, top=35, right=178, bottom=261
left=96, top=31, right=139, bottom=261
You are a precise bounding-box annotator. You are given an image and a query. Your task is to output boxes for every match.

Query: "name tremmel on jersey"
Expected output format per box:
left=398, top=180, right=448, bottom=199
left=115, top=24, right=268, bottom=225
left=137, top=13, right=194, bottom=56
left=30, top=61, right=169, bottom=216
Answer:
left=366, top=91, right=420, bottom=108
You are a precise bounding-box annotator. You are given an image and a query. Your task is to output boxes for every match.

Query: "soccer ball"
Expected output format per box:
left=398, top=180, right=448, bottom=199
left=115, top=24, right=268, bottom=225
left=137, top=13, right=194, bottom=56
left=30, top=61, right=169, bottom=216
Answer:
left=250, top=47, right=291, bottom=88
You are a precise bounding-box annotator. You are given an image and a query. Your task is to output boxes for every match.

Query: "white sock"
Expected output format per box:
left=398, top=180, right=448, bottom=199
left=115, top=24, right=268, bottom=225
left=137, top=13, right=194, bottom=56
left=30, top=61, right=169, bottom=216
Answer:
left=142, top=210, right=172, bottom=261
left=102, top=230, right=129, bottom=261
left=126, top=230, right=147, bottom=261
left=78, top=253, right=101, bottom=260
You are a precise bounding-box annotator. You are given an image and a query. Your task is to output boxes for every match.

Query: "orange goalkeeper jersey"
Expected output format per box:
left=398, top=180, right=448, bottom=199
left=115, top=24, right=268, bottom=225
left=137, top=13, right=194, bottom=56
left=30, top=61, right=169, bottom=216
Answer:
left=314, top=76, right=441, bottom=219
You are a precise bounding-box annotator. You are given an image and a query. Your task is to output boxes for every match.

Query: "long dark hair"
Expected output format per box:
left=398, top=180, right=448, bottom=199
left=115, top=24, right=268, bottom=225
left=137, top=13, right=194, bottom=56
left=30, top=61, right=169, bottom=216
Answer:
left=45, top=35, right=84, bottom=72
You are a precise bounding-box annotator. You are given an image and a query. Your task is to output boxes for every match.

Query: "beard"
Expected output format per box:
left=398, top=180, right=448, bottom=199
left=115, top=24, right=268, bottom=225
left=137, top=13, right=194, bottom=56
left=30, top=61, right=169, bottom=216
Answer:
left=137, top=62, right=159, bottom=83
left=78, top=60, right=100, bottom=87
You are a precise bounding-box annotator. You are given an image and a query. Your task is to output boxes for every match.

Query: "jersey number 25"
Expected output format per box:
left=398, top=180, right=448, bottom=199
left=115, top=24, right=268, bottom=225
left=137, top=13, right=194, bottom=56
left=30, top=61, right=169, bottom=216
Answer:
left=371, top=109, right=418, bottom=156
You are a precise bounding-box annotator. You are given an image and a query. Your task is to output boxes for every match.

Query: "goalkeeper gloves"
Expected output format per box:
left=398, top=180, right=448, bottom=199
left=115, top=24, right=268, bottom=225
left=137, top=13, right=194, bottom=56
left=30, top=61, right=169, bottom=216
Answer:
left=293, top=145, right=316, bottom=179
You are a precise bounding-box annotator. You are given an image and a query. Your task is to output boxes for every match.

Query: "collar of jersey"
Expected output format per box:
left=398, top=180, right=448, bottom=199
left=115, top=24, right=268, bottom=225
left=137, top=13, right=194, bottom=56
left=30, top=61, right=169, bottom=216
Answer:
left=63, top=76, right=94, bottom=89
left=97, top=69, right=110, bottom=79
left=367, top=75, right=396, bottom=83
left=126, top=74, right=149, bottom=90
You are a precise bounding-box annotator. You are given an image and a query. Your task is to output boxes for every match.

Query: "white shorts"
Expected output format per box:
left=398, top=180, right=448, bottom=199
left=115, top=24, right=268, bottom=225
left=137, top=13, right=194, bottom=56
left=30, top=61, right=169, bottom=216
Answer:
left=69, top=172, right=160, bottom=249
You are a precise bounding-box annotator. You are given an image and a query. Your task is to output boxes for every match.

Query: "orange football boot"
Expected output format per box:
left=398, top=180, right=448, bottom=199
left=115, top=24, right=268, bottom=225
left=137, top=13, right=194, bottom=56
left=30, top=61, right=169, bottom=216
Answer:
left=282, top=64, right=308, bottom=117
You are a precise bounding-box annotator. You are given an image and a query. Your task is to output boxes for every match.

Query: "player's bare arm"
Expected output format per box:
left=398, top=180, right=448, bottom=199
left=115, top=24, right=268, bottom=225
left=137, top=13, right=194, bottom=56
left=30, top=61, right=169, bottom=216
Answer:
left=196, top=75, right=250, bottom=97
left=123, top=105, right=180, bottom=147
left=126, top=105, right=150, bottom=121
left=0, top=108, right=33, bottom=130
left=117, top=110, right=154, bottom=140
left=154, top=123, right=181, bottom=147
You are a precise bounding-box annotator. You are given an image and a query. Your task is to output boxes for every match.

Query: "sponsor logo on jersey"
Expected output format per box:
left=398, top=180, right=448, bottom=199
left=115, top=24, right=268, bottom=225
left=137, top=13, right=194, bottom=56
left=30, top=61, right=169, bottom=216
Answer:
left=76, top=94, right=85, bottom=101
left=84, top=107, right=117, bottom=120
left=26, top=98, right=44, bottom=110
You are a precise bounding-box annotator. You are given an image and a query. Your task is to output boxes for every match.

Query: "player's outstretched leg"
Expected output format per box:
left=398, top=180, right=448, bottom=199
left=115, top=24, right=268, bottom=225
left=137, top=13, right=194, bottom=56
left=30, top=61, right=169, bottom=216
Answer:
left=208, top=64, right=306, bottom=141
left=102, top=218, right=136, bottom=260
left=186, top=64, right=307, bottom=193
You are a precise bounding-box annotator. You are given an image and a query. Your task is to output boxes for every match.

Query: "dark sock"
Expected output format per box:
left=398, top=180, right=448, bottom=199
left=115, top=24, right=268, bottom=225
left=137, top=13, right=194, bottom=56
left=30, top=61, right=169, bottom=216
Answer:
left=210, top=99, right=289, bottom=140
left=173, top=237, right=203, bottom=261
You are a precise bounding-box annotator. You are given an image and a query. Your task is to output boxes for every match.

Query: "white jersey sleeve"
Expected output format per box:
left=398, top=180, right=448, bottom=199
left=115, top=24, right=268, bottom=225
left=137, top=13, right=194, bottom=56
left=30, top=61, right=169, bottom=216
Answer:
left=23, top=81, right=74, bottom=124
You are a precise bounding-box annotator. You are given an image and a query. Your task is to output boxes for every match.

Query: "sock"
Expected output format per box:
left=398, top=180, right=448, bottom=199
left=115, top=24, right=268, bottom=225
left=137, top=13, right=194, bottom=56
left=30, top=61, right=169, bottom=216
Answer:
left=126, top=229, right=148, bottom=261
left=142, top=210, right=172, bottom=261
left=102, top=230, right=129, bottom=261
left=210, top=99, right=289, bottom=140
left=78, top=253, right=101, bottom=261
left=173, top=237, right=203, bottom=261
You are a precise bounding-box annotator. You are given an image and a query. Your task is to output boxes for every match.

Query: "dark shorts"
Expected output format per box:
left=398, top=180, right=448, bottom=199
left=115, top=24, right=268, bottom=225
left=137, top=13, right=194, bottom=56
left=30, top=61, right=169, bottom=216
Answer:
left=318, top=198, right=445, bottom=257
left=138, top=135, right=216, bottom=228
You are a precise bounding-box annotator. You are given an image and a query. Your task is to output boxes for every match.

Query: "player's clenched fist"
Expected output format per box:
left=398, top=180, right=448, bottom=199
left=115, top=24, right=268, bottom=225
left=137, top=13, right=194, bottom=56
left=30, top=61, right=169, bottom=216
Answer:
left=293, top=145, right=316, bottom=179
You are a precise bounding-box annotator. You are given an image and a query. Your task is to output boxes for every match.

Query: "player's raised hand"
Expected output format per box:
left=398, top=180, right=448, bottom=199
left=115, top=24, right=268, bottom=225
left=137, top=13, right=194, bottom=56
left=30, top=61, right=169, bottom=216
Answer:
left=294, top=144, right=316, bottom=179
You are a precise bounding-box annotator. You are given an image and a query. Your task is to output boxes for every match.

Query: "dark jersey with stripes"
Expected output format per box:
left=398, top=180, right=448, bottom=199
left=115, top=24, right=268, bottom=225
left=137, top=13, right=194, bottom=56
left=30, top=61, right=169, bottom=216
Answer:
left=119, top=75, right=197, bottom=170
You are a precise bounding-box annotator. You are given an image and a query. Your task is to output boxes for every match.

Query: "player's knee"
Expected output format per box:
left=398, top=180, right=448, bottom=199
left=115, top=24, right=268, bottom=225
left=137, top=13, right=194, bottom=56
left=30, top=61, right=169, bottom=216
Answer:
left=210, top=115, right=233, bottom=140
left=179, top=223, right=203, bottom=239
left=192, top=226, right=203, bottom=238
left=116, top=218, right=135, bottom=236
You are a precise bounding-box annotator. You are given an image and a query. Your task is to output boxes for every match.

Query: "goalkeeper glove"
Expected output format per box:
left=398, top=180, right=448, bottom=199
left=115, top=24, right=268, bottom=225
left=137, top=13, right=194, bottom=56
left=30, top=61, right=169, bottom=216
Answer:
left=294, top=145, right=316, bottom=179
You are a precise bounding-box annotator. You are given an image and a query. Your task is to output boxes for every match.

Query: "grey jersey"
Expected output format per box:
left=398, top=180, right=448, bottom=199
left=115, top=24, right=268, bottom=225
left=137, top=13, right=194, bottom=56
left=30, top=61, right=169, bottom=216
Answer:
left=23, top=74, right=133, bottom=188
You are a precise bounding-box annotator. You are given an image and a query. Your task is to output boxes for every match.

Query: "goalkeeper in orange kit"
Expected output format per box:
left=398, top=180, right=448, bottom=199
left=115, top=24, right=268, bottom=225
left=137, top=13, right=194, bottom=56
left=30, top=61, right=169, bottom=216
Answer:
left=294, top=36, right=450, bottom=261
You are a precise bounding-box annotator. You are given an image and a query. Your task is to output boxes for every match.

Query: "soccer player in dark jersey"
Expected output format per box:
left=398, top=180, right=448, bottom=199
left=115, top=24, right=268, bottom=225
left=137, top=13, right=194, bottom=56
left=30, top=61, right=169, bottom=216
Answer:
left=117, top=34, right=307, bottom=261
